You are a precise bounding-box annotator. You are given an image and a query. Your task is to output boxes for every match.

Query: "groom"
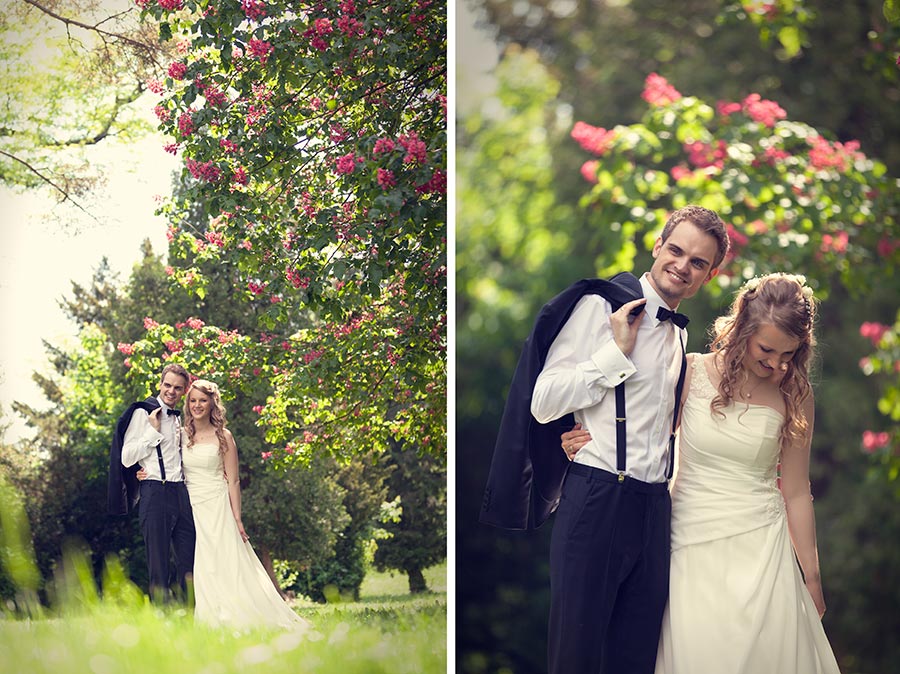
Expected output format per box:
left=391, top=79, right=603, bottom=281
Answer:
left=480, top=206, right=729, bottom=673
left=107, top=363, right=195, bottom=601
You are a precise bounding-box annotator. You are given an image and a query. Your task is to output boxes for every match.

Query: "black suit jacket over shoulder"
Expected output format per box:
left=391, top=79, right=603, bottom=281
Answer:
left=107, top=397, right=160, bottom=516
left=479, top=272, right=643, bottom=531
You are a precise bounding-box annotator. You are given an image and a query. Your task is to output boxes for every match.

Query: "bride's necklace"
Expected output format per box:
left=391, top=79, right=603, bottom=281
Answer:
left=739, top=373, right=765, bottom=399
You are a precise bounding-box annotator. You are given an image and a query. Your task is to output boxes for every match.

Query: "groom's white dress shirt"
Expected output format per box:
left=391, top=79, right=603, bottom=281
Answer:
left=121, top=396, right=185, bottom=482
left=531, top=274, right=685, bottom=484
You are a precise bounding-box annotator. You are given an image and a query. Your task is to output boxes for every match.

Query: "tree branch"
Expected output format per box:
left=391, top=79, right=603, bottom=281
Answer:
left=21, top=0, right=159, bottom=60
left=46, top=83, right=145, bottom=147
left=0, top=148, right=98, bottom=221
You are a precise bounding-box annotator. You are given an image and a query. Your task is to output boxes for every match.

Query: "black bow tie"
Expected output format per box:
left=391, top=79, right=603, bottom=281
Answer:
left=166, top=409, right=181, bottom=417
left=656, top=306, right=689, bottom=329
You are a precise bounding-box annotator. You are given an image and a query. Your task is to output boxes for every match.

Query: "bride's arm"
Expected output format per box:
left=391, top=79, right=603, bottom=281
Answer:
left=780, top=392, right=826, bottom=617
left=223, top=430, right=249, bottom=542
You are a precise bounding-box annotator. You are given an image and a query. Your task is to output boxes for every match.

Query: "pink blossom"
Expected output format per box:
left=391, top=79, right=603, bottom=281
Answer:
left=165, top=339, right=184, bottom=353
left=117, top=342, right=134, bottom=355
left=252, top=405, right=264, bottom=414
left=165, top=265, right=175, bottom=276
left=154, top=105, right=170, bottom=122
left=261, top=451, right=273, bottom=460
left=415, top=169, right=446, bottom=195
left=859, top=321, right=890, bottom=346
left=754, top=146, right=790, bottom=167
left=177, top=111, right=194, bottom=136
left=248, top=38, right=273, bottom=65
left=716, top=101, right=742, bottom=116
left=373, top=137, right=396, bottom=155
left=571, top=121, right=616, bottom=156
left=239, top=239, right=252, bottom=250
left=726, top=224, right=749, bottom=248
left=747, top=220, right=769, bottom=234
left=241, top=0, right=266, bottom=20
left=205, top=231, right=225, bottom=247
left=158, top=0, right=184, bottom=9
left=310, top=36, right=328, bottom=51
left=246, top=104, right=267, bottom=126
left=685, top=140, right=727, bottom=170
left=135, top=0, right=151, bottom=8
left=186, top=317, right=204, bottom=329
left=820, top=231, right=849, bottom=254
left=202, top=84, right=228, bottom=107
left=185, top=158, right=222, bottom=182
left=286, top=267, right=310, bottom=289
left=219, top=138, right=239, bottom=153
left=338, top=15, right=365, bottom=36
left=168, top=61, right=188, bottom=80
left=330, top=123, right=349, bottom=143
left=336, top=153, right=358, bottom=174
left=315, top=18, right=334, bottom=35
left=743, top=1, right=778, bottom=19
left=146, top=78, right=165, bottom=95
left=143, top=317, right=159, bottom=330
left=862, top=430, right=890, bottom=453
left=742, top=93, right=786, bottom=128
left=878, top=237, right=898, bottom=257
left=670, top=164, right=692, bottom=181
left=642, top=73, right=682, bottom=107
left=377, top=168, right=397, bottom=190
left=398, top=132, right=427, bottom=164
left=808, top=136, right=864, bottom=172
left=164, top=143, right=179, bottom=155
left=232, top=166, right=249, bottom=185
left=248, top=281, right=268, bottom=295
left=580, top=160, right=599, bottom=184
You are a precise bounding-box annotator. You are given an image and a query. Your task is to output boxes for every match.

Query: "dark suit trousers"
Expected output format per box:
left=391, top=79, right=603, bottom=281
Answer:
left=549, top=464, right=671, bottom=674
left=139, top=480, right=195, bottom=600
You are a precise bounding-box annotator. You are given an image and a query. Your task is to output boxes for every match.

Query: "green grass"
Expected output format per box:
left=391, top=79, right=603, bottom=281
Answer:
left=0, top=562, right=447, bottom=674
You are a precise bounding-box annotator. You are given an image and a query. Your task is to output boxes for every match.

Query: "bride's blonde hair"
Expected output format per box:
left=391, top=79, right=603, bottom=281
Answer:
left=183, top=379, right=228, bottom=455
left=709, top=273, right=817, bottom=450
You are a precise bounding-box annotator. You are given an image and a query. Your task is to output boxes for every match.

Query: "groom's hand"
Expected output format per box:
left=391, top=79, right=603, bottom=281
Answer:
left=610, top=298, right=647, bottom=356
left=148, top=408, right=162, bottom=432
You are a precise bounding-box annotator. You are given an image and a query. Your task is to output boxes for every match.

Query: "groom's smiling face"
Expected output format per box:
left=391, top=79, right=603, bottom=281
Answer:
left=159, top=372, right=188, bottom=409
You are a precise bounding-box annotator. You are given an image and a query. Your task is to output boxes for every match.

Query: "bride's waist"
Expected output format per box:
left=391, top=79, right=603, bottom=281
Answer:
left=185, top=477, right=227, bottom=500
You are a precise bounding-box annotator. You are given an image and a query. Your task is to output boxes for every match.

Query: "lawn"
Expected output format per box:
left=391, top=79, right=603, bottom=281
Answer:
left=0, top=562, right=447, bottom=674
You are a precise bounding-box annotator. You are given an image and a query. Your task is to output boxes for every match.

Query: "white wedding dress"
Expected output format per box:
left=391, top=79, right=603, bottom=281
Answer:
left=655, top=356, right=840, bottom=674
left=182, top=440, right=308, bottom=630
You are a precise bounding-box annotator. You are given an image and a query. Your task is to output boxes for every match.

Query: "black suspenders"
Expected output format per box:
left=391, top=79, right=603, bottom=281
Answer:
left=155, top=442, right=167, bottom=483
left=615, top=331, right=687, bottom=482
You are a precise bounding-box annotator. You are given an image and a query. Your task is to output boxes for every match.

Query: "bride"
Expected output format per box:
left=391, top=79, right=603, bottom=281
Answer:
left=146, top=379, right=308, bottom=630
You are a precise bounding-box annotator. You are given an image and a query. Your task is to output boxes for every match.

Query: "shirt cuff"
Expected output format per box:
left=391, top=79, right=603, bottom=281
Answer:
left=590, top=340, right=636, bottom=385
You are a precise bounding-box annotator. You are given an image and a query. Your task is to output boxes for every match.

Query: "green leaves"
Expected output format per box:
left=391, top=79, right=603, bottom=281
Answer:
left=574, top=75, right=900, bottom=296
left=133, top=0, right=447, bottom=461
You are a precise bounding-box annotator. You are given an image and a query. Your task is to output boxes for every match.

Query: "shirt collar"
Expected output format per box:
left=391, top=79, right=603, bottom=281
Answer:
left=156, top=396, right=172, bottom=414
left=639, top=273, right=676, bottom=328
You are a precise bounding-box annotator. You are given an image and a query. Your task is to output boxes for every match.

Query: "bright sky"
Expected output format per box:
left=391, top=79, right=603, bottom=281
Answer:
left=0, top=110, right=177, bottom=442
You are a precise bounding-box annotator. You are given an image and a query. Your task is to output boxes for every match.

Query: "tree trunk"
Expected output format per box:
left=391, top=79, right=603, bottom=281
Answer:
left=258, top=546, right=285, bottom=597
left=407, top=566, right=428, bottom=594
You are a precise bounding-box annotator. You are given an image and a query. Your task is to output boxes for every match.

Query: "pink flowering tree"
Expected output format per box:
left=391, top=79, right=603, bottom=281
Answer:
left=572, top=73, right=899, bottom=295
left=123, top=0, right=446, bottom=463
left=858, top=316, right=900, bottom=488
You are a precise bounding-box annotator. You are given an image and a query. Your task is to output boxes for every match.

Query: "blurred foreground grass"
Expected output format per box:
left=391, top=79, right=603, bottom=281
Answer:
left=0, top=479, right=446, bottom=674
